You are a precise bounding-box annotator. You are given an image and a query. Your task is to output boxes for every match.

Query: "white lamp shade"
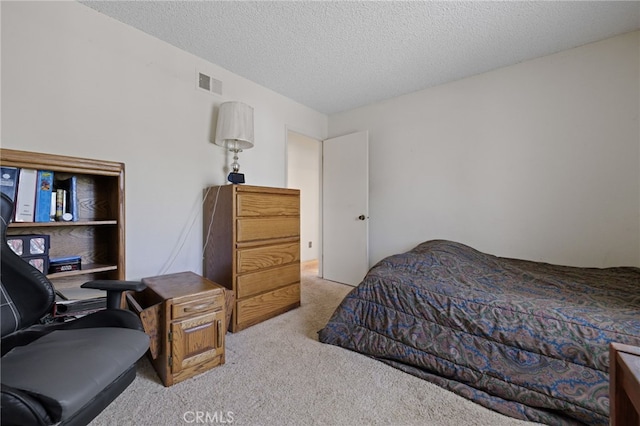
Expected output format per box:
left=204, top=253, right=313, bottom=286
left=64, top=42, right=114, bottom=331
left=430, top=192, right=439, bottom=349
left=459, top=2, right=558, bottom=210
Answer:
left=214, top=101, right=254, bottom=150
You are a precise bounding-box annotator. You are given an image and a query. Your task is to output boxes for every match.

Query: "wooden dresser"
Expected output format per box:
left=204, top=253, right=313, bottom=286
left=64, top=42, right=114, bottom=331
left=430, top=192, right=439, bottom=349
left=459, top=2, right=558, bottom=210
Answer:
left=203, top=185, right=301, bottom=332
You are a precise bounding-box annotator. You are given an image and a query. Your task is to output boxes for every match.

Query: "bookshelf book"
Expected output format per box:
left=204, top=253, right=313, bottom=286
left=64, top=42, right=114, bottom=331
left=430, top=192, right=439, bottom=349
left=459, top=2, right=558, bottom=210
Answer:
left=1, top=148, right=125, bottom=299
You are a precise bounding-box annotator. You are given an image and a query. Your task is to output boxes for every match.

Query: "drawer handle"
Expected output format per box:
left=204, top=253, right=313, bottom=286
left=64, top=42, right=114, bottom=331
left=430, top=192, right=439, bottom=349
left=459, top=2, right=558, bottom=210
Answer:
left=217, top=320, right=223, bottom=347
left=184, top=303, right=215, bottom=312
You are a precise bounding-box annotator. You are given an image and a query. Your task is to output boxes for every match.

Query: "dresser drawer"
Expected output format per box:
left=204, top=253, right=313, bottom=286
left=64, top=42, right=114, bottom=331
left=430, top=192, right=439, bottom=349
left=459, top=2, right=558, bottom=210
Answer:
left=237, top=242, right=300, bottom=273
left=172, top=295, right=224, bottom=320
left=237, top=263, right=300, bottom=299
left=236, top=217, right=300, bottom=242
left=236, top=283, right=300, bottom=326
left=237, top=193, right=299, bottom=217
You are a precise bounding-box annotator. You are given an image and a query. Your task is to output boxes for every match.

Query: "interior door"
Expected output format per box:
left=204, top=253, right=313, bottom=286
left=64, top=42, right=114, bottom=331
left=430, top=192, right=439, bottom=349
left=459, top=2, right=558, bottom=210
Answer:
left=322, top=131, right=369, bottom=286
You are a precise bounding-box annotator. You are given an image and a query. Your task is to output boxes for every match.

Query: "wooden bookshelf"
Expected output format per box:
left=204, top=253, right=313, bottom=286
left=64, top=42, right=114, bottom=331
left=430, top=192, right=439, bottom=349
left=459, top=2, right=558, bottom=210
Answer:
left=1, top=148, right=125, bottom=299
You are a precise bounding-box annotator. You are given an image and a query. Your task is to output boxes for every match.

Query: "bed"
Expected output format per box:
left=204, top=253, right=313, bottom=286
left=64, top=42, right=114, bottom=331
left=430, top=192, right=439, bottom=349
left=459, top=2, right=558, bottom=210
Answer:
left=318, top=240, right=640, bottom=425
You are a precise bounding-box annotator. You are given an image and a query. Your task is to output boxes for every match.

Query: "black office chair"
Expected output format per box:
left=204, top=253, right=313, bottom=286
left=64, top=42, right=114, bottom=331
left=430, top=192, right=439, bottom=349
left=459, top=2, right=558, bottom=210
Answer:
left=0, top=193, right=150, bottom=426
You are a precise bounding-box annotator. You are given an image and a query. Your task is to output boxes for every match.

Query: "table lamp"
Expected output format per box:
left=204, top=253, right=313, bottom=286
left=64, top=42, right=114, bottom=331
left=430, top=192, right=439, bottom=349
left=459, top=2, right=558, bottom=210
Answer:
left=214, top=101, right=254, bottom=184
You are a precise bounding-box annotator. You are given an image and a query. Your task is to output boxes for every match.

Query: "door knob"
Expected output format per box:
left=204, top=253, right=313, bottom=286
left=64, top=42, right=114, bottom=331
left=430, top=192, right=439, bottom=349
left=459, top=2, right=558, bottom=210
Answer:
left=358, top=215, right=366, bottom=220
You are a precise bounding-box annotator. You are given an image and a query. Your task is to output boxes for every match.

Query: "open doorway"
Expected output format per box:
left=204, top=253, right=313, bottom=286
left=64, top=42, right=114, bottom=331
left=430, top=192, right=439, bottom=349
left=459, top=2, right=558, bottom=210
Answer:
left=286, top=130, right=321, bottom=277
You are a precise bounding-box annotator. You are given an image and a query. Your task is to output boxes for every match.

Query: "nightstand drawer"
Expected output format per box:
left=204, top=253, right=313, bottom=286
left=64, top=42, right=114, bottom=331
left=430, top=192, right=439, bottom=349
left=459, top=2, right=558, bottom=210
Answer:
left=237, top=193, right=299, bottom=217
left=172, top=295, right=224, bottom=320
left=236, top=217, right=299, bottom=242
left=237, top=263, right=300, bottom=299
left=237, top=242, right=300, bottom=273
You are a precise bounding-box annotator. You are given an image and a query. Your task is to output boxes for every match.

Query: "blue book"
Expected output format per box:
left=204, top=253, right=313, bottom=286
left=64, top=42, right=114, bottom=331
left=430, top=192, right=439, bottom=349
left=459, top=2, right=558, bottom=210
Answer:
left=35, top=170, right=54, bottom=222
left=0, top=166, right=19, bottom=202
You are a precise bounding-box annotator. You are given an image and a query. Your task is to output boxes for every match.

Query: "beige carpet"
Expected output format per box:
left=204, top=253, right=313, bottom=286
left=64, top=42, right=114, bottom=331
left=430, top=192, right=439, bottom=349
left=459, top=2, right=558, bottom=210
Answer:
left=91, top=264, right=538, bottom=426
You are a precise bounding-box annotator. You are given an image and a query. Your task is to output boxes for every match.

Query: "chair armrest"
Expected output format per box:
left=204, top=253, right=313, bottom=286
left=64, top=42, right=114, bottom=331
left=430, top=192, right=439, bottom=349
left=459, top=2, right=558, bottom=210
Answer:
left=81, top=280, right=146, bottom=309
left=81, top=280, right=146, bottom=292
left=2, top=384, right=54, bottom=425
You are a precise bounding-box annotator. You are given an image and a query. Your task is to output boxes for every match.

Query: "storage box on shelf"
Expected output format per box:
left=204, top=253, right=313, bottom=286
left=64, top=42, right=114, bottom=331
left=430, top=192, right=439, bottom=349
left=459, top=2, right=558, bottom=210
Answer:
left=6, top=233, right=51, bottom=274
left=203, top=184, right=301, bottom=332
left=0, top=148, right=125, bottom=300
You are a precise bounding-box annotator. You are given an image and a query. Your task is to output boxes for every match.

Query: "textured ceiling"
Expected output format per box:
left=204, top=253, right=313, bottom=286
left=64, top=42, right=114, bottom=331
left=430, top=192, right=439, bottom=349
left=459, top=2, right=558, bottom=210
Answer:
left=80, top=1, right=640, bottom=115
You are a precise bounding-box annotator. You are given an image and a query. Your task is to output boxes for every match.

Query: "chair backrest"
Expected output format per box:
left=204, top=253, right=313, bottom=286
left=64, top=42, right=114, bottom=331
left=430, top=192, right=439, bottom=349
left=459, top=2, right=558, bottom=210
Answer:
left=0, top=193, right=55, bottom=338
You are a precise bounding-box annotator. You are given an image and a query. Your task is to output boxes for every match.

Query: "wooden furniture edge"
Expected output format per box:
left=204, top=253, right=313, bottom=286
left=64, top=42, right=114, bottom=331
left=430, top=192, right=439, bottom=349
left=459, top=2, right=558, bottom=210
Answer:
left=0, top=148, right=124, bottom=176
left=610, top=342, right=640, bottom=426
left=234, top=185, right=300, bottom=195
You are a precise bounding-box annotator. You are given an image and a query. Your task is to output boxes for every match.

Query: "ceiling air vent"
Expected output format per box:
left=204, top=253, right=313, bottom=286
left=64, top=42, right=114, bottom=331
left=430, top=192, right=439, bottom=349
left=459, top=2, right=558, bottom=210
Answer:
left=197, top=71, right=223, bottom=96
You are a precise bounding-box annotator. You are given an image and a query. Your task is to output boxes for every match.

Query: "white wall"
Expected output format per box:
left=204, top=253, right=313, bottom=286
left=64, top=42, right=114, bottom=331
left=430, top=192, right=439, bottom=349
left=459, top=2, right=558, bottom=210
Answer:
left=287, top=131, right=320, bottom=262
left=3, top=2, right=638, bottom=276
left=330, top=31, right=640, bottom=268
left=1, top=1, right=327, bottom=279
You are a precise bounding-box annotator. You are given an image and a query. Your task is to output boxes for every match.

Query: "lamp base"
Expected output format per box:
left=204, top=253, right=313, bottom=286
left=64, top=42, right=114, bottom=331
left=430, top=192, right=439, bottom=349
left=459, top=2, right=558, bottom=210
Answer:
left=227, top=172, right=245, bottom=184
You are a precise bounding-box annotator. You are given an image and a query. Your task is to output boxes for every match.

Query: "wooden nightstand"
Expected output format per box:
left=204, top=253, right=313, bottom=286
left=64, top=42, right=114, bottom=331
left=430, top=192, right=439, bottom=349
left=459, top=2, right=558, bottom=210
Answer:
left=127, top=271, right=227, bottom=386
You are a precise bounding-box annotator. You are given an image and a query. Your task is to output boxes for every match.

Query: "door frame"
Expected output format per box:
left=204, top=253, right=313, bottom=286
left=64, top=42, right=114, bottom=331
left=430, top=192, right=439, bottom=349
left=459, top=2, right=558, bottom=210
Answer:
left=285, top=127, right=369, bottom=284
left=285, top=127, right=324, bottom=276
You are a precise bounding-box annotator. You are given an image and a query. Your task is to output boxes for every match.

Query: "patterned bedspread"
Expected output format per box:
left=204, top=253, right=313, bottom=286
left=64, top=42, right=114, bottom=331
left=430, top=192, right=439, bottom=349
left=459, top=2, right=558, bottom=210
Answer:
left=318, top=240, right=640, bottom=425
